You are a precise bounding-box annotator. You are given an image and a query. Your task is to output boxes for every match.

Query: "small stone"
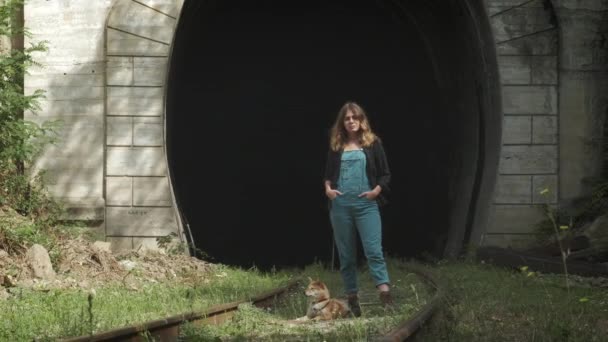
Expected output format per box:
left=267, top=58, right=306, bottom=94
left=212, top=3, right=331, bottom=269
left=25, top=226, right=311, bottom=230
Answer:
left=0, top=250, right=8, bottom=258
left=119, top=260, right=137, bottom=271
left=93, top=241, right=112, bottom=253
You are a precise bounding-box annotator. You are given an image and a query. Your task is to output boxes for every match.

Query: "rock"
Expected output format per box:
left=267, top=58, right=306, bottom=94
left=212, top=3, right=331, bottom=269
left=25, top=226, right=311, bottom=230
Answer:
left=93, top=241, right=111, bottom=253
left=119, top=260, right=137, bottom=271
left=0, top=250, right=8, bottom=258
left=26, top=244, right=56, bottom=280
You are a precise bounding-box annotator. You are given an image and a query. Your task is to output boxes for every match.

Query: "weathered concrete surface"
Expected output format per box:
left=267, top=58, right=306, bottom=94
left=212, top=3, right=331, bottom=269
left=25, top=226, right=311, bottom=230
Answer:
left=25, top=0, right=113, bottom=219
left=486, top=205, right=547, bottom=234
left=106, top=207, right=178, bottom=236
left=555, top=1, right=608, bottom=203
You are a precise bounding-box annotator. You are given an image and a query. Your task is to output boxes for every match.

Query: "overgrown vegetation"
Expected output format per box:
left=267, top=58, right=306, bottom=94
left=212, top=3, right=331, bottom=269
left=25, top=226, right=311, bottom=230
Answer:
left=414, top=261, right=608, bottom=342
left=0, top=0, right=71, bottom=257
left=181, top=260, right=433, bottom=341
left=0, top=264, right=293, bottom=341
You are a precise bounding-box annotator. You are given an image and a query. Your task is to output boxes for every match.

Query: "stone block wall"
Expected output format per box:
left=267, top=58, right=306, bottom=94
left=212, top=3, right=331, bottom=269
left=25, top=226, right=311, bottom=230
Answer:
left=103, top=0, right=182, bottom=250
left=483, top=0, right=560, bottom=248
left=24, top=0, right=184, bottom=251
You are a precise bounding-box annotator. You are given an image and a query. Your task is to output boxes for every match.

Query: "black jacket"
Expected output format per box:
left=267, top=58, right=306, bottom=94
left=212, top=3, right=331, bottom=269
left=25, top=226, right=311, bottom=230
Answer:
left=323, top=139, right=391, bottom=207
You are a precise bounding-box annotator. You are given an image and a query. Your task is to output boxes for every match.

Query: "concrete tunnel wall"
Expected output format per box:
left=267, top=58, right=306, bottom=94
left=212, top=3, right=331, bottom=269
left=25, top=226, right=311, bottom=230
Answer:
left=22, top=0, right=608, bottom=261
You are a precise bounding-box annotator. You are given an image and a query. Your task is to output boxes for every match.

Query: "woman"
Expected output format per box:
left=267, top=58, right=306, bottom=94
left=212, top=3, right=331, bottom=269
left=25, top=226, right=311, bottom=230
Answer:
left=323, top=101, right=393, bottom=317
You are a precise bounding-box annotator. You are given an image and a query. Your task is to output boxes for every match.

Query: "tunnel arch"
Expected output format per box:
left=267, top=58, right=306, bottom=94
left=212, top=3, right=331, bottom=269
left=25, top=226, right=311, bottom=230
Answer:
left=164, top=0, right=501, bottom=268
left=104, top=0, right=560, bottom=267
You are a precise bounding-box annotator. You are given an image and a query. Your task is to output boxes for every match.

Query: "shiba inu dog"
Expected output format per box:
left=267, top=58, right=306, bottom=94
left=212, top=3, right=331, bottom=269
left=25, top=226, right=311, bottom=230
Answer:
left=297, top=277, right=351, bottom=321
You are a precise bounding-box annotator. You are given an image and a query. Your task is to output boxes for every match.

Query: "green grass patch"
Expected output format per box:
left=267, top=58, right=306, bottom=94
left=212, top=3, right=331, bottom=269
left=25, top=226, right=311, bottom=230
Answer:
left=414, top=261, right=608, bottom=342
left=180, top=259, right=435, bottom=341
left=0, top=264, right=292, bottom=341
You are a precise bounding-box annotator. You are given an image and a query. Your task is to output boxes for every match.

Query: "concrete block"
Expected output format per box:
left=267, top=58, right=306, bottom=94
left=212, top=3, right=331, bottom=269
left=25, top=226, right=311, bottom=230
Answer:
left=503, top=116, right=531, bottom=144
left=133, top=177, right=172, bottom=206
left=494, top=175, right=531, bottom=204
left=107, top=117, right=133, bottom=146
left=491, top=7, right=555, bottom=42
left=502, top=86, right=557, bottom=114
left=107, top=57, right=133, bottom=86
left=106, top=177, right=132, bottom=206
left=532, top=175, right=558, bottom=204
left=28, top=115, right=104, bottom=155
left=531, top=57, right=557, bottom=84
left=134, top=57, right=167, bottom=86
left=482, top=233, right=536, bottom=249
left=558, top=10, right=608, bottom=71
left=37, top=165, right=103, bottom=200
left=133, top=237, right=161, bottom=252
left=559, top=72, right=608, bottom=200
left=496, top=30, right=557, bottom=55
left=486, top=204, right=546, bottom=234
left=28, top=61, right=106, bottom=77
left=497, top=56, right=557, bottom=85
left=58, top=197, right=105, bottom=221
left=498, top=56, right=531, bottom=84
left=107, top=0, right=176, bottom=43
left=135, top=0, right=180, bottom=17
left=532, top=116, right=557, bottom=144
left=26, top=73, right=104, bottom=88
left=499, top=145, right=557, bottom=174
left=107, top=28, right=169, bottom=56
left=25, top=29, right=105, bottom=61
left=107, top=237, right=134, bottom=252
left=107, top=86, right=164, bottom=116
left=106, top=207, right=178, bottom=236
left=25, top=86, right=104, bottom=101
left=134, top=117, right=163, bottom=146
left=29, top=99, right=104, bottom=118
left=106, top=147, right=166, bottom=176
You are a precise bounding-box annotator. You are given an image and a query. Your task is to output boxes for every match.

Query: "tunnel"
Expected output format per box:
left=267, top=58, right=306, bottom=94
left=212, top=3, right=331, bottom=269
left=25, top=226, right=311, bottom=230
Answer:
left=165, top=0, right=501, bottom=269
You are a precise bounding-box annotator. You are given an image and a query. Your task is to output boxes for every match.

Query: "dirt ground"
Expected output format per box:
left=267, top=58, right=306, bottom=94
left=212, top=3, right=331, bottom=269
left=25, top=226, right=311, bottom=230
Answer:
left=0, top=205, right=214, bottom=292
left=0, top=236, right=214, bottom=291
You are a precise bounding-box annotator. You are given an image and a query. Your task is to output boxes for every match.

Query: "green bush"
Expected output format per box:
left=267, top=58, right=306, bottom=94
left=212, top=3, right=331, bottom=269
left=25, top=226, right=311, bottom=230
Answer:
left=0, top=0, right=70, bottom=254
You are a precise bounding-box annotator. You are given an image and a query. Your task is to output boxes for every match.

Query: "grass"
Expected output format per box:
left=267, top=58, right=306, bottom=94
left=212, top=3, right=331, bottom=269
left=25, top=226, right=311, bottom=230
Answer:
left=412, top=260, right=608, bottom=342
left=0, top=264, right=292, bottom=341
left=180, top=259, right=435, bottom=341
left=3, top=256, right=606, bottom=341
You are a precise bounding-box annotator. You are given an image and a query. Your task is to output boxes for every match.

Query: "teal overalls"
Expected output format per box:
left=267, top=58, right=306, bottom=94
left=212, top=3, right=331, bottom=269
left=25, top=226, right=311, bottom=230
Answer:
left=330, top=149, right=390, bottom=294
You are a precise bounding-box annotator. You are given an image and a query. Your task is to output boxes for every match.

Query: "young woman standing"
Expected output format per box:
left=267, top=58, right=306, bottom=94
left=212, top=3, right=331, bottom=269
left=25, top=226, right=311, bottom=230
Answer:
left=324, top=101, right=393, bottom=317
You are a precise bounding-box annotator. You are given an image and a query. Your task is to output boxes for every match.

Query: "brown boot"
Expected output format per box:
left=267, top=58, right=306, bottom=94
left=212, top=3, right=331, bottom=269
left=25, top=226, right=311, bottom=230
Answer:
left=347, top=293, right=362, bottom=317
left=379, top=291, right=394, bottom=309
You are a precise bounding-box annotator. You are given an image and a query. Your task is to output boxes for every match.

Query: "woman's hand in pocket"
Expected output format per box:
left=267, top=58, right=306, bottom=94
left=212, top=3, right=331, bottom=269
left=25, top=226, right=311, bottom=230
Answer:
left=326, top=189, right=343, bottom=200
left=358, top=188, right=380, bottom=200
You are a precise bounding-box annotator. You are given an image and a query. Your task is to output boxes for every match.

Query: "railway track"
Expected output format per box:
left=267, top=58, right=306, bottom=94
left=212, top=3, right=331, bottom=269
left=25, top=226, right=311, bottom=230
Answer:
left=62, top=265, right=444, bottom=342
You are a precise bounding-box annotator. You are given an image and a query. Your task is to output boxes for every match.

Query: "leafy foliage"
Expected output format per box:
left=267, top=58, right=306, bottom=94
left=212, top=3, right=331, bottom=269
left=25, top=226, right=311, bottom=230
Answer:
left=0, top=0, right=68, bottom=254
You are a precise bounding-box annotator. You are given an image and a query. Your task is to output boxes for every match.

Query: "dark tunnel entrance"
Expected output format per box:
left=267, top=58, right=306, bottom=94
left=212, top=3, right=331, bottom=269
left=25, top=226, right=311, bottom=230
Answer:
left=166, top=0, right=501, bottom=269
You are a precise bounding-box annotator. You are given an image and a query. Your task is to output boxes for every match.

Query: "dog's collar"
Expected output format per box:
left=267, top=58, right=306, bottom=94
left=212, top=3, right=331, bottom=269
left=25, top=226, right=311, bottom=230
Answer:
left=312, top=299, right=330, bottom=311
